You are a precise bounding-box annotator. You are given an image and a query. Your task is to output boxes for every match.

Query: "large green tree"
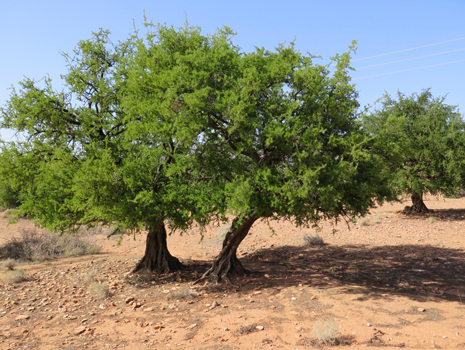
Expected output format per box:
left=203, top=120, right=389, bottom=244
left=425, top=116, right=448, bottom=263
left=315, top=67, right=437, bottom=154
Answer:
left=194, top=45, right=394, bottom=283
left=362, top=90, right=465, bottom=213
left=128, top=28, right=395, bottom=283
left=2, top=23, right=394, bottom=284
left=0, top=29, right=210, bottom=274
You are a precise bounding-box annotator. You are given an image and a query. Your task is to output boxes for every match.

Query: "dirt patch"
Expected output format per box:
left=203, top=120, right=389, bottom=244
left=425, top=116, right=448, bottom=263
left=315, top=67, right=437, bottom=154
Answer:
left=0, top=195, right=465, bottom=349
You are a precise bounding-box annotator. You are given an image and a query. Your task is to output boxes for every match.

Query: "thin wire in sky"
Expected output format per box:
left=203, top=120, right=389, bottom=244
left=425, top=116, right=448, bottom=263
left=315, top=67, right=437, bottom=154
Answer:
left=352, top=37, right=465, bottom=62
left=355, top=48, right=465, bottom=70
left=353, top=59, right=465, bottom=80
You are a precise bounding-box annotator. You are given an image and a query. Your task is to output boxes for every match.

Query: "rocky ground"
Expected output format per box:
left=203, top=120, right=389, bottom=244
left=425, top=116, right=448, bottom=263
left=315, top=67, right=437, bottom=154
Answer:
left=0, top=195, right=465, bottom=349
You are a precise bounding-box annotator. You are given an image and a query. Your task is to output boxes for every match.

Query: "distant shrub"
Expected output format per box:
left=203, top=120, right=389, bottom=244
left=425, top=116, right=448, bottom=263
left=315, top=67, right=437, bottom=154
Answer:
left=0, top=228, right=101, bottom=261
left=304, top=234, right=324, bottom=246
left=1, top=258, right=17, bottom=271
left=1, top=260, right=27, bottom=284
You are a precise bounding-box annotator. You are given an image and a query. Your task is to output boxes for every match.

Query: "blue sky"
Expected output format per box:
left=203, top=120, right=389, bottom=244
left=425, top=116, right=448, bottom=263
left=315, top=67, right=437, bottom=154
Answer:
left=1, top=0, right=464, bottom=140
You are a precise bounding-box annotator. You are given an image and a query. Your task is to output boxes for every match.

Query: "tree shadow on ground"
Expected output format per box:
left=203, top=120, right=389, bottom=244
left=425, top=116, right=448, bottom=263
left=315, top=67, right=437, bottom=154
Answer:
left=399, top=208, right=465, bottom=221
left=176, top=244, right=465, bottom=303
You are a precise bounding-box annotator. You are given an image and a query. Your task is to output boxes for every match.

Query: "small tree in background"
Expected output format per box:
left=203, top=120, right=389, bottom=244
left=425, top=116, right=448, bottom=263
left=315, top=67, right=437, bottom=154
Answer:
left=362, top=90, right=465, bottom=213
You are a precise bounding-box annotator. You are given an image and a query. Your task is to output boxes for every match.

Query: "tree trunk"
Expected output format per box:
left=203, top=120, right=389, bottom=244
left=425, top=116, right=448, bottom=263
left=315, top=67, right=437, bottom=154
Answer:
left=411, top=192, right=429, bottom=213
left=196, top=215, right=258, bottom=285
left=132, top=223, right=183, bottom=274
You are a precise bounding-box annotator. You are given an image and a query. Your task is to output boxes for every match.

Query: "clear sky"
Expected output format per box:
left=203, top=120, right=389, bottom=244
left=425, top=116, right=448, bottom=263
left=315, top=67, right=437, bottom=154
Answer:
left=1, top=0, right=464, bottom=140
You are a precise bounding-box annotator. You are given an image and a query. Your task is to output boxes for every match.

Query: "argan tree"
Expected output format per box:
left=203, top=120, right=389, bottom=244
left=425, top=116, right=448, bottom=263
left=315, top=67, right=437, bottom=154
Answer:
left=0, top=29, right=209, bottom=274
left=130, top=32, right=394, bottom=283
left=362, top=90, right=465, bottom=213
left=196, top=46, right=395, bottom=283
left=2, top=23, right=395, bottom=283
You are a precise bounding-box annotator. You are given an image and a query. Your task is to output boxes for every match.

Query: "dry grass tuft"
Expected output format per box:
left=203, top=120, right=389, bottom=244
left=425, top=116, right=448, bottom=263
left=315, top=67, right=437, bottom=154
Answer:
left=1, top=258, right=27, bottom=284
left=1, top=258, right=17, bottom=271
left=310, top=318, right=352, bottom=346
left=298, top=319, right=354, bottom=347
left=87, top=282, right=110, bottom=300
left=304, top=234, right=324, bottom=246
left=1, top=268, right=28, bottom=284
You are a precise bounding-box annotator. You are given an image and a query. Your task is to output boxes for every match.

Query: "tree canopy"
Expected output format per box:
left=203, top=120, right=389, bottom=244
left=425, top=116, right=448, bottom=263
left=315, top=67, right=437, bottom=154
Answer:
left=1, top=23, right=395, bottom=283
left=362, top=90, right=465, bottom=213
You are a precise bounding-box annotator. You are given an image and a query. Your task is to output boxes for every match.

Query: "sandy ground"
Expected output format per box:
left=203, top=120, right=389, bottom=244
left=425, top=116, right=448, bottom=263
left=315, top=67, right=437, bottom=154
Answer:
left=0, top=195, right=465, bottom=349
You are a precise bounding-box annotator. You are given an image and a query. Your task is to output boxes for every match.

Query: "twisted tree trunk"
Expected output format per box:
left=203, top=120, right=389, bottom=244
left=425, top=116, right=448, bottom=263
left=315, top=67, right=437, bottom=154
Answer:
left=132, top=222, right=183, bottom=274
left=411, top=192, right=429, bottom=213
left=196, top=215, right=258, bottom=284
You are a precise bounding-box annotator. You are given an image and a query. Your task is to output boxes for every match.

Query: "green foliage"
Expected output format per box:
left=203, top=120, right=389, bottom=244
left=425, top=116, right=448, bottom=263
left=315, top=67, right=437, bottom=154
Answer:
left=362, top=90, right=465, bottom=204
left=169, top=36, right=395, bottom=226
left=0, top=21, right=394, bottom=255
left=0, top=183, right=21, bottom=210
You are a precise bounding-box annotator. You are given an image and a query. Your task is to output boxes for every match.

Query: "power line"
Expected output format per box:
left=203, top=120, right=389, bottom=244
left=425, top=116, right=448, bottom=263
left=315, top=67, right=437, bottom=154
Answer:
left=355, top=48, right=465, bottom=70
left=353, top=59, right=465, bottom=80
left=352, top=37, right=465, bottom=62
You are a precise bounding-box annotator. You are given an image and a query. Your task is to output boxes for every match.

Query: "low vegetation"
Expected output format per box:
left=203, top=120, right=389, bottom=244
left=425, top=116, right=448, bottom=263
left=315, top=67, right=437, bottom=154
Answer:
left=1, top=258, right=27, bottom=284
left=0, top=228, right=101, bottom=261
left=303, top=234, right=325, bottom=246
left=87, top=282, right=111, bottom=300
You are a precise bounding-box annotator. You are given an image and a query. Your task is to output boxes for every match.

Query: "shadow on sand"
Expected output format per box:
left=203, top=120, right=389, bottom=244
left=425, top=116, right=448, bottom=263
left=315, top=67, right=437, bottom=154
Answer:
left=172, top=243, right=465, bottom=303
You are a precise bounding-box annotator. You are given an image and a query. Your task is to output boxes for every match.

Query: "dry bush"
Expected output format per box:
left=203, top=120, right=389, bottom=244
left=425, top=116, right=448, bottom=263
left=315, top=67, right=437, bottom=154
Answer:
left=312, top=318, right=341, bottom=345
left=1, top=258, right=17, bottom=271
left=1, top=268, right=27, bottom=284
left=0, top=228, right=101, bottom=261
left=304, top=234, right=324, bottom=247
left=300, top=318, right=353, bottom=346
left=87, top=282, right=110, bottom=300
